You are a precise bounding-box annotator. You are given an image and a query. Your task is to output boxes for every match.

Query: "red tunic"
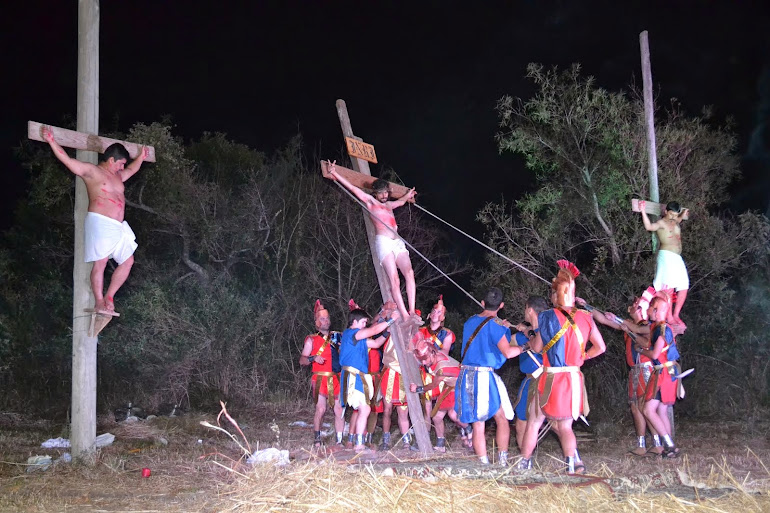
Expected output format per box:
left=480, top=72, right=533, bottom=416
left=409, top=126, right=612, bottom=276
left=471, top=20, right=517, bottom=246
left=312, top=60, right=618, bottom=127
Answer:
left=643, top=323, right=677, bottom=405
left=308, top=333, right=340, bottom=397
left=427, top=355, right=460, bottom=411
left=538, top=308, right=593, bottom=420
left=368, top=347, right=384, bottom=413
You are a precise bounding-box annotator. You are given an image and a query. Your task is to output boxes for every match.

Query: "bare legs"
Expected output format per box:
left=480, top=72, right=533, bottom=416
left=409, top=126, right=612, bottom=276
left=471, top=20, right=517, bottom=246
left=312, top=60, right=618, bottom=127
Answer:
left=91, top=255, right=134, bottom=312
left=380, top=251, right=417, bottom=320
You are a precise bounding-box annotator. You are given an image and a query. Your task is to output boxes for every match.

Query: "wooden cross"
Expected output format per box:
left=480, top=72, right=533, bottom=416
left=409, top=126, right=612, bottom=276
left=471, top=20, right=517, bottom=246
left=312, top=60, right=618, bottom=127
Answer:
left=330, top=100, right=432, bottom=455
left=631, top=199, right=689, bottom=220
left=28, top=121, right=157, bottom=162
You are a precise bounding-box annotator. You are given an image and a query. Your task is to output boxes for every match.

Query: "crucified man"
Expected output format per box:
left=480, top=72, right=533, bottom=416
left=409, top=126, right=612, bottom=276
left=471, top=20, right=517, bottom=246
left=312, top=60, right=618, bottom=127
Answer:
left=327, top=161, right=420, bottom=323
left=43, top=126, right=148, bottom=315
left=639, top=200, right=690, bottom=327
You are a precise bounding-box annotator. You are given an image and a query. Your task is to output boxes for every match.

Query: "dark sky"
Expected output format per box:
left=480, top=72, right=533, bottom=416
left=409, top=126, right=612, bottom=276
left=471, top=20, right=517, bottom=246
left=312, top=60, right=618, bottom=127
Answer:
left=2, top=1, right=769, bottom=237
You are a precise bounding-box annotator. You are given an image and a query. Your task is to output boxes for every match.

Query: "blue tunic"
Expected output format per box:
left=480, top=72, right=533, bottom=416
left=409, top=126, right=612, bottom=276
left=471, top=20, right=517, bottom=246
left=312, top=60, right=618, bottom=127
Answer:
left=514, top=330, right=542, bottom=420
left=339, top=328, right=368, bottom=393
left=455, top=315, right=513, bottom=423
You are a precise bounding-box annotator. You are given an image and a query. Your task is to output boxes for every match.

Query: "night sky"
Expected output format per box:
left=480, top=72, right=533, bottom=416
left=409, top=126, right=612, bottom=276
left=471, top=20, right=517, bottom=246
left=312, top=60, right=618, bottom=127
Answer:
left=2, top=1, right=769, bottom=238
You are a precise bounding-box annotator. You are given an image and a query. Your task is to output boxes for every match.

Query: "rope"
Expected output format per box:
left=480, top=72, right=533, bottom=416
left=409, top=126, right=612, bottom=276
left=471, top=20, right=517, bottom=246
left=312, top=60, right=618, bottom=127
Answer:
left=412, top=203, right=551, bottom=285
left=331, top=180, right=483, bottom=308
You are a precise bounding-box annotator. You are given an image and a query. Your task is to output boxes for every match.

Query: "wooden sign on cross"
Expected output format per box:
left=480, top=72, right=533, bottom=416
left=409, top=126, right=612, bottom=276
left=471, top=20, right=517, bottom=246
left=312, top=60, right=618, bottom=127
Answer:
left=631, top=198, right=689, bottom=220
left=28, top=121, right=157, bottom=162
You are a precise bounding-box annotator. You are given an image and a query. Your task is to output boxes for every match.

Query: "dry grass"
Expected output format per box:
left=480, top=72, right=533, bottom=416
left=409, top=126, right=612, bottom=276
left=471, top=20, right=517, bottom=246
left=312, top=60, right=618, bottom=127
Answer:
left=0, top=403, right=768, bottom=512
left=220, top=460, right=770, bottom=513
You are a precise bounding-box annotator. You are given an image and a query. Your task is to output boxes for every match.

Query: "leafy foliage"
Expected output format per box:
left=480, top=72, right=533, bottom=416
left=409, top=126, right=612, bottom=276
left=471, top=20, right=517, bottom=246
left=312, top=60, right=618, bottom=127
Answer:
left=486, top=64, right=770, bottom=417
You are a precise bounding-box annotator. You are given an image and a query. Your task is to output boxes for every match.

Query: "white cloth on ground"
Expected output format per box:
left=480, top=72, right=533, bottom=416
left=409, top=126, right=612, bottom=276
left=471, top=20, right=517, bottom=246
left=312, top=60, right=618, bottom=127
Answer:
left=375, top=234, right=408, bottom=263
left=653, top=249, right=689, bottom=291
left=84, top=212, right=138, bottom=265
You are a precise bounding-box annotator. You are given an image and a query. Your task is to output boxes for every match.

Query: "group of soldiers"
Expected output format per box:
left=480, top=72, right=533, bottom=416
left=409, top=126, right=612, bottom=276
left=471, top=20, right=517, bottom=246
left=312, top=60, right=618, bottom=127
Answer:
left=300, top=261, right=687, bottom=471
left=302, top=166, right=691, bottom=471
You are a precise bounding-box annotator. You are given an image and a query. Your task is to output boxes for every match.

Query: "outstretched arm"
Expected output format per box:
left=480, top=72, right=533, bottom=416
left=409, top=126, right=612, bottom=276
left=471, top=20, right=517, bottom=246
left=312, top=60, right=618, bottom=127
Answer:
left=639, top=200, right=661, bottom=232
left=327, top=161, right=373, bottom=205
left=121, top=146, right=149, bottom=182
left=42, top=126, right=94, bottom=178
left=388, top=188, right=416, bottom=209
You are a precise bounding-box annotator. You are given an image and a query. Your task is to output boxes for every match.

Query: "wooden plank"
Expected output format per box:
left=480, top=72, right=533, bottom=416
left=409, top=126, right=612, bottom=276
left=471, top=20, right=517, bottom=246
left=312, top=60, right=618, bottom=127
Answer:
left=334, top=99, right=431, bottom=455
left=345, top=136, right=378, bottom=164
left=320, top=160, right=414, bottom=202
left=631, top=199, right=689, bottom=220
left=28, top=121, right=157, bottom=162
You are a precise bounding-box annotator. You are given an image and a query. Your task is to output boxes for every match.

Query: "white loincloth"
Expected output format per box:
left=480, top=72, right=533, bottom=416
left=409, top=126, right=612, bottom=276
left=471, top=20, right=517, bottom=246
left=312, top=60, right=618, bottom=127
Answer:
left=375, top=235, right=408, bottom=263
left=653, top=249, right=689, bottom=291
left=84, top=212, right=138, bottom=265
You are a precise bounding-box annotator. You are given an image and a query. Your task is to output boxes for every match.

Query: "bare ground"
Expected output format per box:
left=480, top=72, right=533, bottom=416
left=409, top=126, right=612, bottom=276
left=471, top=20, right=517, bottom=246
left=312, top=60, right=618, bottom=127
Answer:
left=1, top=403, right=769, bottom=512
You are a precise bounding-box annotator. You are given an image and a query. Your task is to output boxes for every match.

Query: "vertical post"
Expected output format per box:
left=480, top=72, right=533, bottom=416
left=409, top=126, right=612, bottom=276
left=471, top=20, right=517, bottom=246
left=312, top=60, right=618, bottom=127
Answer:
left=640, top=30, right=660, bottom=252
left=335, top=100, right=432, bottom=455
left=72, top=0, right=99, bottom=463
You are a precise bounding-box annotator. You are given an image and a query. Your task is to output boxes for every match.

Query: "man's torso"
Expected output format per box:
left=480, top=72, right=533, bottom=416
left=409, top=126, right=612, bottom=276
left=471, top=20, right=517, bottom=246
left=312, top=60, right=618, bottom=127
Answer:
left=656, top=219, right=682, bottom=254
left=369, top=201, right=398, bottom=237
left=85, top=165, right=126, bottom=222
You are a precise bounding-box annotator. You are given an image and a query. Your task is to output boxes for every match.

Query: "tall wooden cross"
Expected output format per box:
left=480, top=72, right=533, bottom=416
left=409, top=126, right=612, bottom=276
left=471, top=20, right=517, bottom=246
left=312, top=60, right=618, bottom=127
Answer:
left=28, top=120, right=156, bottom=461
left=329, top=100, right=432, bottom=455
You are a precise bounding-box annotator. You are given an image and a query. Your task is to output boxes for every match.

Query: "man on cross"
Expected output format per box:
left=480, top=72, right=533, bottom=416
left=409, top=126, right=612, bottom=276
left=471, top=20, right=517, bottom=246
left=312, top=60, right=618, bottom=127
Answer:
left=43, top=126, right=148, bottom=315
left=639, top=200, right=690, bottom=326
left=327, top=162, right=419, bottom=323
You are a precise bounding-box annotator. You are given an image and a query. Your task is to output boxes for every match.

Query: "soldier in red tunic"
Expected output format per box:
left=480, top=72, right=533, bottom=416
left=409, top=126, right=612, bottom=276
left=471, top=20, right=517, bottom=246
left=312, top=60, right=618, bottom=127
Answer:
left=299, top=300, right=345, bottom=447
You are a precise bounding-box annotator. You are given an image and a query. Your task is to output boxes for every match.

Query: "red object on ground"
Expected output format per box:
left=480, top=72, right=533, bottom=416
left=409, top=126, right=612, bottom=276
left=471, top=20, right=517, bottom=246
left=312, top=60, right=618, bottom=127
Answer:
left=141, top=468, right=151, bottom=478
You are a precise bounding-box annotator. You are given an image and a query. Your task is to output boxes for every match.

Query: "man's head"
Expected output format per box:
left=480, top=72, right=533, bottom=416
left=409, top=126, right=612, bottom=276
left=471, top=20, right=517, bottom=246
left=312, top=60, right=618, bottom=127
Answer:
left=348, top=308, right=370, bottom=328
left=429, top=295, right=447, bottom=324
left=314, top=299, right=331, bottom=332
left=665, top=201, right=681, bottom=220
left=551, top=269, right=576, bottom=308
left=524, top=296, right=548, bottom=324
left=372, top=179, right=390, bottom=203
left=628, top=297, right=648, bottom=322
left=100, top=143, right=130, bottom=171
left=481, top=287, right=504, bottom=312
left=648, top=296, right=669, bottom=322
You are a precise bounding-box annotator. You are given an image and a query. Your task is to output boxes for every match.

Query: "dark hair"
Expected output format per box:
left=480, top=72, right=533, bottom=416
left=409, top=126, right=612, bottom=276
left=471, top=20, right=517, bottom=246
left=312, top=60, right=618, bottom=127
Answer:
left=665, top=201, right=681, bottom=213
left=348, top=308, right=370, bottom=327
left=100, top=143, right=130, bottom=164
left=526, top=296, right=549, bottom=314
left=483, top=287, right=504, bottom=310
left=372, top=179, right=389, bottom=193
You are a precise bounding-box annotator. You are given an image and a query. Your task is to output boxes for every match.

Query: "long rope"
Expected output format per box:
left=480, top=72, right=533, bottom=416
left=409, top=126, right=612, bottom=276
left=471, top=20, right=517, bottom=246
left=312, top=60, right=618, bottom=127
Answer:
left=412, top=203, right=551, bottom=285
left=331, top=180, right=483, bottom=308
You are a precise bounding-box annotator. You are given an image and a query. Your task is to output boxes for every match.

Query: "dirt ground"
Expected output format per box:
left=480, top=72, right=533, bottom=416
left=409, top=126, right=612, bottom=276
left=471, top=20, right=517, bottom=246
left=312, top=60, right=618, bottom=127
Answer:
left=1, top=403, right=769, bottom=512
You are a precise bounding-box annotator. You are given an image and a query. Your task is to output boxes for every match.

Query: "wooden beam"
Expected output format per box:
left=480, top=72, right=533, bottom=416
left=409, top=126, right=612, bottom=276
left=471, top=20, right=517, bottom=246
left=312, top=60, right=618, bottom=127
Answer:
left=28, top=121, right=157, bottom=162
left=320, top=160, right=413, bottom=202
left=631, top=199, right=689, bottom=220
left=334, top=100, right=432, bottom=455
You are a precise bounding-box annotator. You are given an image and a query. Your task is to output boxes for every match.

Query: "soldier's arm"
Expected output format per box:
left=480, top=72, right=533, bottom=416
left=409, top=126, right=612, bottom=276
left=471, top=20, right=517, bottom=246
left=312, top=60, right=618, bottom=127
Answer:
left=497, top=334, right=523, bottom=359
left=584, top=317, right=606, bottom=360
left=299, top=336, right=314, bottom=366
